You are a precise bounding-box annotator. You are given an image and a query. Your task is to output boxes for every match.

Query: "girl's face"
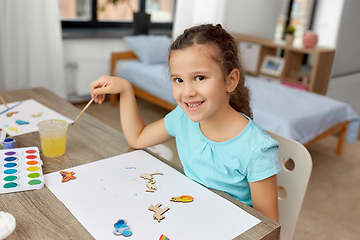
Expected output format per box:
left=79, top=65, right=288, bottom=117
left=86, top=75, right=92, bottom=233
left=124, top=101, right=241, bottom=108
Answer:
left=169, top=45, right=231, bottom=124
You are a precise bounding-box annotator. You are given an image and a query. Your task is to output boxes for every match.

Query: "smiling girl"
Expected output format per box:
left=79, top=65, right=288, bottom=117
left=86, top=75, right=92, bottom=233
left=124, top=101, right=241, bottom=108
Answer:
left=91, top=24, right=281, bottom=222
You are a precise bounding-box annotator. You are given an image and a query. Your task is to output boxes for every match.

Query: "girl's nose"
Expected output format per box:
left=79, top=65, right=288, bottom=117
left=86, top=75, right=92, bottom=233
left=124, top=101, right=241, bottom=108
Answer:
left=182, top=82, right=196, bottom=98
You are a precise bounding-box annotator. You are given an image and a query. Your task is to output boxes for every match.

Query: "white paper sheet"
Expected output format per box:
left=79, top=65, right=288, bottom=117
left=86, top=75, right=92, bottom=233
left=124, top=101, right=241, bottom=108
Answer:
left=45, top=150, right=261, bottom=240
left=0, top=99, right=73, bottom=136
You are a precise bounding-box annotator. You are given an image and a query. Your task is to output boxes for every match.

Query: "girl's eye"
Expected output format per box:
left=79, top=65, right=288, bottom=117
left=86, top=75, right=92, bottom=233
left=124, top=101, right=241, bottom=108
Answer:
left=195, top=76, right=205, bottom=81
left=173, top=78, right=183, bottom=83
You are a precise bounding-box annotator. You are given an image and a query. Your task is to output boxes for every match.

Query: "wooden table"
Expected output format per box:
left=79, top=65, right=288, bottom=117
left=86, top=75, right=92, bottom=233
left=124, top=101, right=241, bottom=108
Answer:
left=0, top=87, right=280, bottom=239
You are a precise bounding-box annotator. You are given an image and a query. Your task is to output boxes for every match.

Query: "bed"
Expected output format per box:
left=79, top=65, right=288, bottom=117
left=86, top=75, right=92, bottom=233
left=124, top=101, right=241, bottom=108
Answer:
left=109, top=50, right=360, bottom=156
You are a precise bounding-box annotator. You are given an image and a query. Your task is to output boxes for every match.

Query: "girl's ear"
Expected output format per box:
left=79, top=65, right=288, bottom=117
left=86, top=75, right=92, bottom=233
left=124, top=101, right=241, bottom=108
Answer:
left=226, top=69, right=240, bottom=93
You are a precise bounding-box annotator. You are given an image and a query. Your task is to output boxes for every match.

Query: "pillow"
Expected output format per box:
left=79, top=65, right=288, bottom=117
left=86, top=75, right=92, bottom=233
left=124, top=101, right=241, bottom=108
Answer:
left=124, top=35, right=172, bottom=64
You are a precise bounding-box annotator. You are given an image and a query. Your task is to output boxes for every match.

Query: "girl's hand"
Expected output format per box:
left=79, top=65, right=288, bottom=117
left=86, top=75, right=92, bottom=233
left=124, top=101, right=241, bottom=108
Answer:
left=90, top=75, right=131, bottom=104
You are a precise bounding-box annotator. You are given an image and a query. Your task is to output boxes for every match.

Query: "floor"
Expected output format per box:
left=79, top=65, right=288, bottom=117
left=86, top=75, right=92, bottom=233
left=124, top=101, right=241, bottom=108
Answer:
left=76, top=98, right=360, bottom=240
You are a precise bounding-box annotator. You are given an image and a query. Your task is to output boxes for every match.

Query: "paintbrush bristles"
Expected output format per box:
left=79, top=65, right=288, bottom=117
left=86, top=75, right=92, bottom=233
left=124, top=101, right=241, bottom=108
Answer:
left=71, top=81, right=107, bottom=125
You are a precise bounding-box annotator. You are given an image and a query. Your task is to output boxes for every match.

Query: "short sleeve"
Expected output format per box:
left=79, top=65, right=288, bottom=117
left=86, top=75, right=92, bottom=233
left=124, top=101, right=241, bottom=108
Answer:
left=164, top=105, right=183, bottom=137
left=246, top=137, right=281, bottom=182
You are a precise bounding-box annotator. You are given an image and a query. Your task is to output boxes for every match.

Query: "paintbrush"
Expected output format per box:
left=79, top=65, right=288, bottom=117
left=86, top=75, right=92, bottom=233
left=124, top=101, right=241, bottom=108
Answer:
left=0, top=95, right=8, bottom=109
left=71, top=81, right=107, bottom=125
left=0, top=101, right=23, bottom=116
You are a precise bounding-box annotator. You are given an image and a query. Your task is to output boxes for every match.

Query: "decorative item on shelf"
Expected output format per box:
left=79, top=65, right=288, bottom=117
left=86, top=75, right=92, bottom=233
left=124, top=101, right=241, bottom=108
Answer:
left=297, top=72, right=310, bottom=85
left=285, top=25, right=296, bottom=46
left=260, top=55, right=285, bottom=77
left=99, top=0, right=151, bottom=35
left=303, top=30, right=318, bottom=48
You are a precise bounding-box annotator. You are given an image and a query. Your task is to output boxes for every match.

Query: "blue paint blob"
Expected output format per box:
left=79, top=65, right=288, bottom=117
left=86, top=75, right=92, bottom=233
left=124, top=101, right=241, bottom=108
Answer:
left=122, top=230, right=132, bottom=237
left=4, top=157, right=17, bottom=162
left=4, top=169, right=17, bottom=175
left=113, top=219, right=132, bottom=237
left=4, top=162, right=17, bottom=168
left=15, top=120, right=29, bottom=125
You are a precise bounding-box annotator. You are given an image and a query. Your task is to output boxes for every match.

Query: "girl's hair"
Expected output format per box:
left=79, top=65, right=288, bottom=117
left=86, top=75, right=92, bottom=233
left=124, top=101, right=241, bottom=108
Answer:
left=169, top=24, right=253, bottom=119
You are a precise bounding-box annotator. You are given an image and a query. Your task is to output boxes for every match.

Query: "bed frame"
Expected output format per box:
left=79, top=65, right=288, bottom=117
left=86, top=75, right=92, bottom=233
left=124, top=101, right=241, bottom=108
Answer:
left=110, top=51, right=350, bottom=155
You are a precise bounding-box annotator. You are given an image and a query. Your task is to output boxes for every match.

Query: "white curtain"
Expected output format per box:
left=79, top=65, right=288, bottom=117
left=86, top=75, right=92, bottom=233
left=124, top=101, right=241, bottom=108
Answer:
left=172, top=0, right=227, bottom=40
left=172, top=0, right=282, bottom=40
left=0, top=0, right=66, bottom=99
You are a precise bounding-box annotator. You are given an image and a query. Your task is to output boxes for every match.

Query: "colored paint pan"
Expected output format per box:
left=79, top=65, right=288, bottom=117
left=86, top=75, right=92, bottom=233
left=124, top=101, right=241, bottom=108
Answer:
left=26, top=161, right=39, bottom=166
left=27, top=173, right=41, bottom=179
left=4, top=157, right=17, bottom=162
left=4, top=151, right=16, bottom=156
left=4, top=175, right=18, bottom=182
left=28, top=180, right=42, bottom=185
left=4, top=169, right=18, bottom=175
left=27, top=166, right=40, bottom=172
left=25, top=150, right=37, bottom=154
left=4, top=162, right=18, bottom=168
left=3, top=182, right=18, bottom=189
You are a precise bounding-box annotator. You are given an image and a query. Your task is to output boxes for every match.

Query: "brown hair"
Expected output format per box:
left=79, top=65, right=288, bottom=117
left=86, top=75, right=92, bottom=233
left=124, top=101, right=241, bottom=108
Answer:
left=169, top=24, right=252, bottom=119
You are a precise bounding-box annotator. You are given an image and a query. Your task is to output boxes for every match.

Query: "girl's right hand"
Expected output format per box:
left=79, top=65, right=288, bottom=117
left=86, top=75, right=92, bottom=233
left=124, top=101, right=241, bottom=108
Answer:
left=90, top=75, right=131, bottom=104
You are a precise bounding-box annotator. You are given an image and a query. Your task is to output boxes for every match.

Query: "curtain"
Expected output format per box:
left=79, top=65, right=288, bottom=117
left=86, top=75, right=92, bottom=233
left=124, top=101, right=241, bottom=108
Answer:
left=172, top=0, right=227, bottom=40
left=0, top=0, right=66, bottom=99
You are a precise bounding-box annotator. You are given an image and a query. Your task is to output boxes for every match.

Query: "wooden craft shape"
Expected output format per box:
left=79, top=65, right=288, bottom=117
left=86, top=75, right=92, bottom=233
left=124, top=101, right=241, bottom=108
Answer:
left=113, top=219, right=132, bottom=237
left=60, top=171, right=76, bottom=182
left=159, top=234, right=170, bottom=240
left=149, top=203, right=170, bottom=223
left=140, top=171, right=163, bottom=180
left=170, top=195, right=194, bottom=203
left=146, top=179, right=157, bottom=191
left=141, top=171, right=163, bottom=192
left=31, top=112, right=43, bottom=117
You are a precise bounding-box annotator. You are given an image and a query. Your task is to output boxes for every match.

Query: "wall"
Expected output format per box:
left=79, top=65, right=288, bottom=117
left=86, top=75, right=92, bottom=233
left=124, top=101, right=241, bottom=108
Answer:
left=223, top=0, right=281, bottom=39
left=64, top=38, right=130, bottom=102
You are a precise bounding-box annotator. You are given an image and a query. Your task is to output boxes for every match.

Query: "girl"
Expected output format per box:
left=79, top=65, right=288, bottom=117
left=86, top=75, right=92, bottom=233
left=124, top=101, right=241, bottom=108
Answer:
left=91, top=24, right=281, bottom=222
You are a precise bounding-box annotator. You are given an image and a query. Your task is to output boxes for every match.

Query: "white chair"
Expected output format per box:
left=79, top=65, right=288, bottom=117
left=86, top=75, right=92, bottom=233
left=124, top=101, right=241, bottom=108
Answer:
left=267, top=131, right=313, bottom=240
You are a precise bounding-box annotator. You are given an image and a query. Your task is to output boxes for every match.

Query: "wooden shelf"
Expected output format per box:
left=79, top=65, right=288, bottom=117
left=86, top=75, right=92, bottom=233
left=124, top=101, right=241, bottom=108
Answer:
left=233, top=33, right=336, bottom=95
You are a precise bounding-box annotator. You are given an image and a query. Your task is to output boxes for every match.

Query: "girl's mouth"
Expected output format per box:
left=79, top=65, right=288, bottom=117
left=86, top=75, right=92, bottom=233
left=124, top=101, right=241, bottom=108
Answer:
left=184, top=101, right=204, bottom=109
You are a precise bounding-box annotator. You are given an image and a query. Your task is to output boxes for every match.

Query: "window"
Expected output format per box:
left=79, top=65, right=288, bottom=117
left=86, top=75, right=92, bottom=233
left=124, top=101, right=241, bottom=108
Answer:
left=59, top=0, right=175, bottom=28
left=274, top=0, right=316, bottom=45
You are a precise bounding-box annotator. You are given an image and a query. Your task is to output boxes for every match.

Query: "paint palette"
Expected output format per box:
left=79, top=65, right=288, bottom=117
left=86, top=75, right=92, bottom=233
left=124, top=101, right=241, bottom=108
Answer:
left=0, top=147, right=44, bottom=194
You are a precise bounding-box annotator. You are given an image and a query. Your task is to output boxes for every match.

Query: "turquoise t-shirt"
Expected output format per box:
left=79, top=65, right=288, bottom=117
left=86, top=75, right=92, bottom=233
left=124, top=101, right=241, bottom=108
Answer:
left=164, top=106, right=281, bottom=206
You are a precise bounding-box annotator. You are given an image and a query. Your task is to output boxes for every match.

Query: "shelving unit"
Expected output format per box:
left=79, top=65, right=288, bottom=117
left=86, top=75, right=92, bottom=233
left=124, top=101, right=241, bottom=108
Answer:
left=233, top=33, right=336, bottom=95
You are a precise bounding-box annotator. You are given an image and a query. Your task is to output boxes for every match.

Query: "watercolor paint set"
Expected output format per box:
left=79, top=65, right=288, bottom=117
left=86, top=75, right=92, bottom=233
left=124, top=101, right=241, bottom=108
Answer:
left=0, top=147, right=44, bottom=194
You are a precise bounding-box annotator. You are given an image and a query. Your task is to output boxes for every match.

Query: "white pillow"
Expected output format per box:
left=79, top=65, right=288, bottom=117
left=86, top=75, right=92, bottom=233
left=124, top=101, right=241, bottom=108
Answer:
left=124, top=35, right=172, bottom=64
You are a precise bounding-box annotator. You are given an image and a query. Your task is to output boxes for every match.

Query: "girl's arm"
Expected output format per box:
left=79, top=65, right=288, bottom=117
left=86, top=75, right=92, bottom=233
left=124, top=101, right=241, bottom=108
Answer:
left=249, top=175, right=279, bottom=222
left=91, top=76, right=172, bottom=148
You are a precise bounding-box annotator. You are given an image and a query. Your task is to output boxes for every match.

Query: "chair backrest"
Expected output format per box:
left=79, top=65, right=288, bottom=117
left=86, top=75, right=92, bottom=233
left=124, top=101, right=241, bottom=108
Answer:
left=267, top=131, right=313, bottom=240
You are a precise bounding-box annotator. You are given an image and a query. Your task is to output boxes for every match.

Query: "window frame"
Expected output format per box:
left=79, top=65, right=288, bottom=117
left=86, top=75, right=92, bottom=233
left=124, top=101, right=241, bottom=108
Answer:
left=61, top=0, right=173, bottom=29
